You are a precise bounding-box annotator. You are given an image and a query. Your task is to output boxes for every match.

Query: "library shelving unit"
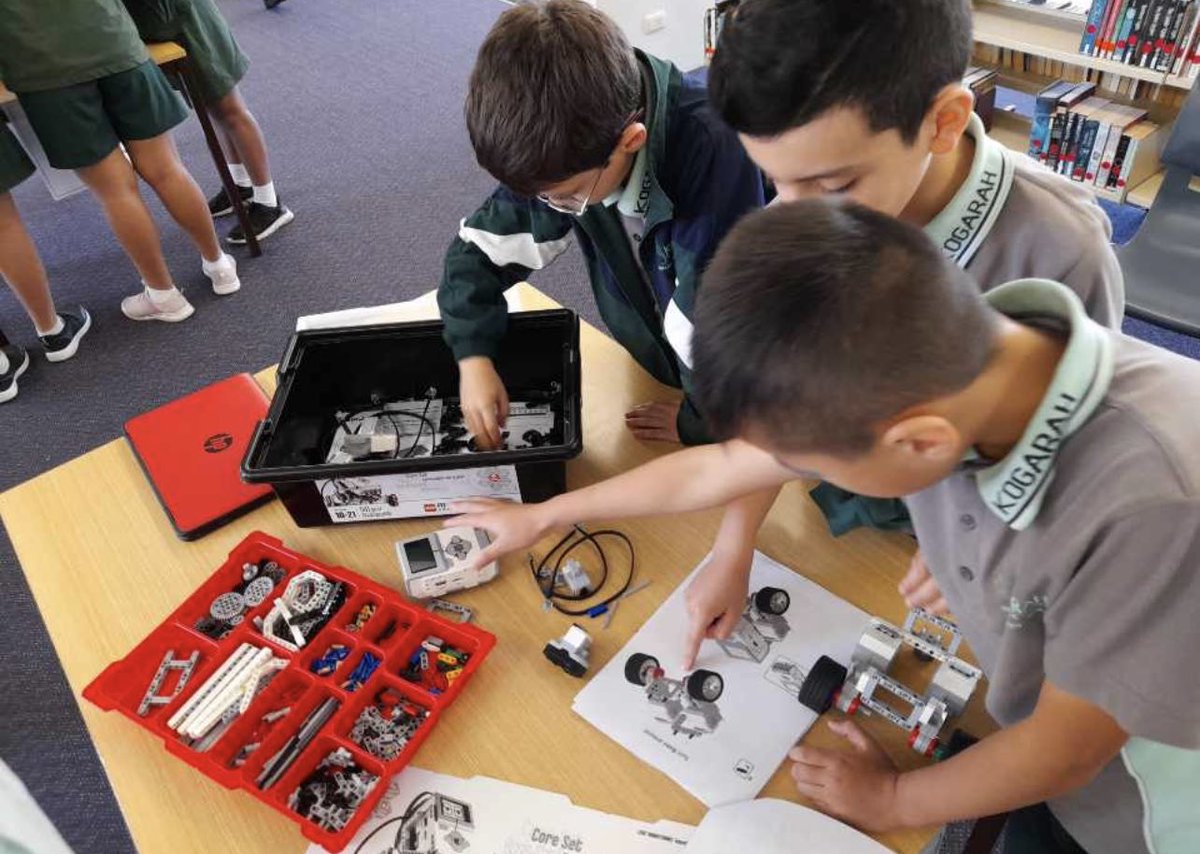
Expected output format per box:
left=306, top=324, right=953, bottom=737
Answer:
left=972, top=0, right=1194, bottom=207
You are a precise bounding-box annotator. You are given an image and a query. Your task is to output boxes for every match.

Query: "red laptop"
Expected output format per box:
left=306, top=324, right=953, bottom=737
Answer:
left=125, top=373, right=274, bottom=540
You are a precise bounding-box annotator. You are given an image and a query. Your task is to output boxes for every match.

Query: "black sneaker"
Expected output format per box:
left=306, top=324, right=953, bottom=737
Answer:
left=226, top=201, right=295, bottom=245
left=208, top=184, right=253, bottom=218
left=0, top=344, right=30, bottom=404
left=40, top=305, right=92, bottom=363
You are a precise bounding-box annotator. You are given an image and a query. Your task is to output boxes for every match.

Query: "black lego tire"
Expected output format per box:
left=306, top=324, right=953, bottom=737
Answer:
left=624, top=653, right=660, bottom=686
left=686, top=669, right=725, bottom=702
left=755, top=586, right=791, bottom=615
left=798, top=655, right=848, bottom=713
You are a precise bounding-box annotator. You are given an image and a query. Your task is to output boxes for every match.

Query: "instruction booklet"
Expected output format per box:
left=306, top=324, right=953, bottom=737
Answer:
left=304, top=768, right=893, bottom=854
left=573, top=551, right=868, bottom=807
left=307, top=766, right=693, bottom=853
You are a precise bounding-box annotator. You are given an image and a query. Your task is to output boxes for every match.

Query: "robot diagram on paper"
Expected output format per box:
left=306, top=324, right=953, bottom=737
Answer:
left=623, top=587, right=793, bottom=739
left=353, top=790, right=475, bottom=854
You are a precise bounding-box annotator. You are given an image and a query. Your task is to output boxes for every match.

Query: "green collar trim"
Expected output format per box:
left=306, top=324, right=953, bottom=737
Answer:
left=616, top=146, right=652, bottom=219
left=632, top=50, right=676, bottom=231
left=975, top=279, right=1115, bottom=530
left=924, top=113, right=1015, bottom=269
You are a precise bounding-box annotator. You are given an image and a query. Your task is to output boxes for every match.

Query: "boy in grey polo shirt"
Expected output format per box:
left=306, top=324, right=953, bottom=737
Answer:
left=450, top=199, right=1198, bottom=854
left=689, top=0, right=1126, bottom=651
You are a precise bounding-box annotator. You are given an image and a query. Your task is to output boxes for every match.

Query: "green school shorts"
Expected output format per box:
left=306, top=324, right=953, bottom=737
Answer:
left=17, top=60, right=188, bottom=170
left=0, top=124, right=35, bottom=192
left=177, top=0, right=250, bottom=104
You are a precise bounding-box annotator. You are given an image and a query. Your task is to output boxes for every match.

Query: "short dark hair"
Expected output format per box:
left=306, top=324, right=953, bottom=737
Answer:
left=693, top=200, right=998, bottom=455
left=465, top=0, right=640, bottom=196
left=709, top=0, right=972, bottom=142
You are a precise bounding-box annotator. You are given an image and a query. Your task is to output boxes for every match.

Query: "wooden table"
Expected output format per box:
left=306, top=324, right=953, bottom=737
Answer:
left=1, top=43, right=261, bottom=257
left=0, top=284, right=993, bottom=854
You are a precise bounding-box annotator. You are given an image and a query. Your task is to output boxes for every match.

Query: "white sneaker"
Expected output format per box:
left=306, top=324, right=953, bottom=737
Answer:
left=121, top=287, right=195, bottom=323
left=203, top=252, right=241, bottom=295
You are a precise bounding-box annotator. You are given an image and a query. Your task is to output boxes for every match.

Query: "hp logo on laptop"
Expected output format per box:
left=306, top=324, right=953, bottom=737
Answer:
left=204, top=433, right=234, bottom=454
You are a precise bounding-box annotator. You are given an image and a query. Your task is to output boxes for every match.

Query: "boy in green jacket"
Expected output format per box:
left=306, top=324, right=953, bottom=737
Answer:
left=438, top=0, right=764, bottom=448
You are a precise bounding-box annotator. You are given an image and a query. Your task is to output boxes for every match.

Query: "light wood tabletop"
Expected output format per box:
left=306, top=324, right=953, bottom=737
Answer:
left=1, top=44, right=185, bottom=105
left=0, top=284, right=993, bottom=854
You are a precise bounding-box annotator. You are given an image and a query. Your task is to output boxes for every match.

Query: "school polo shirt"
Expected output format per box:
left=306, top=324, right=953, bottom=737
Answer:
left=0, top=0, right=148, bottom=93
left=907, top=279, right=1200, bottom=854
left=924, top=113, right=1125, bottom=329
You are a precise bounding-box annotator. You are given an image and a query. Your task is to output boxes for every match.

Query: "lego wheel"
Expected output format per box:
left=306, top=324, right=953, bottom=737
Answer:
left=624, top=653, right=661, bottom=686
left=755, top=586, right=791, bottom=615
left=798, top=655, right=848, bottom=713
left=686, top=669, right=724, bottom=702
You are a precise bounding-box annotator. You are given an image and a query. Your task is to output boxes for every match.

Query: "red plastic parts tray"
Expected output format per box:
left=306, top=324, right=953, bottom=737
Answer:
left=83, top=531, right=495, bottom=851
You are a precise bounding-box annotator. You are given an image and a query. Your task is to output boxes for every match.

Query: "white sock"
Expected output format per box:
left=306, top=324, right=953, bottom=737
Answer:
left=0, top=351, right=8, bottom=374
left=38, top=316, right=64, bottom=337
left=145, top=283, right=181, bottom=305
left=202, top=253, right=234, bottom=275
left=228, top=163, right=251, bottom=188
left=252, top=182, right=277, bottom=208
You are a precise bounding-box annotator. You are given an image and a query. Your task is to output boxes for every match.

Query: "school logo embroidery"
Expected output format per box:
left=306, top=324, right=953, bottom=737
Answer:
left=1001, top=594, right=1049, bottom=629
left=203, top=433, right=234, bottom=454
left=989, top=390, right=1080, bottom=520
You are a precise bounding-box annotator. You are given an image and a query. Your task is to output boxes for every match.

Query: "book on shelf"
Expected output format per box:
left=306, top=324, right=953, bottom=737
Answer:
left=1021, top=79, right=1162, bottom=199
left=964, top=66, right=1000, bottom=128
left=1079, top=0, right=1199, bottom=73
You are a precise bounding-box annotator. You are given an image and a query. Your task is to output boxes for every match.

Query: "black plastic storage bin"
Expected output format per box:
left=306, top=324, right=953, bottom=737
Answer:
left=242, top=309, right=582, bottom=527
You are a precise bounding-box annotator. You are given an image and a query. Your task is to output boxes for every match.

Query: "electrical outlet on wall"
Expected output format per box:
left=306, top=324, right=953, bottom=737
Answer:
left=642, top=9, right=666, bottom=33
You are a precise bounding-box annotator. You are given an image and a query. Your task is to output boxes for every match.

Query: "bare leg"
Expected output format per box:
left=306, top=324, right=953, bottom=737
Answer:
left=125, top=134, right=222, bottom=262
left=208, top=87, right=271, bottom=186
left=0, top=193, right=58, bottom=331
left=77, top=148, right=174, bottom=289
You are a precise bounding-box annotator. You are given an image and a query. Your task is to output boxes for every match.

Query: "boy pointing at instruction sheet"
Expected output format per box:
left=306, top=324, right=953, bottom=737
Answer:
left=449, top=201, right=1200, bottom=854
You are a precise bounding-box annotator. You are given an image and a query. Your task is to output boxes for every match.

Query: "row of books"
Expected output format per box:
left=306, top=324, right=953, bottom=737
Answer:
left=973, top=44, right=1168, bottom=98
left=1079, top=0, right=1200, bottom=78
left=1027, top=80, right=1160, bottom=192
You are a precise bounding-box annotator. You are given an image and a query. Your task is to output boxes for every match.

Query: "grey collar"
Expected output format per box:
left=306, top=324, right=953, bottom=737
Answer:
left=924, top=113, right=1015, bottom=269
left=974, top=279, right=1115, bottom=530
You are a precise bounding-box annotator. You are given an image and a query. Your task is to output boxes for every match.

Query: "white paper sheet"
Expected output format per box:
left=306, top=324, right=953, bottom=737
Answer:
left=573, top=552, right=868, bottom=807
left=686, top=799, right=891, bottom=854
left=305, top=767, right=693, bottom=854
left=295, top=287, right=528, bottom=331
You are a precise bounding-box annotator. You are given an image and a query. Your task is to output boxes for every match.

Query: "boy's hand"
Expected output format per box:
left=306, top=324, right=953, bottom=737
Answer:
left=459, top=356, right=509, bottom=450
left=789, top=720, right=902, bottom=833
left=682, top=548, right=753, bottom=669
left=446, top=498, right=554, bottom=570
left=625, top=400, right=681, bottom=443
left=898, top=549, right=949, bottom=616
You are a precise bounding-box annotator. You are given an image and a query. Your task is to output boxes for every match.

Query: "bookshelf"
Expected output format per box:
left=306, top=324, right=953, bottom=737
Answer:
left=973, top=1, right=1195, bottom=89
left=971, top=0, right=1196, bottom=206
left=973, top=3, right=1167, bottom=84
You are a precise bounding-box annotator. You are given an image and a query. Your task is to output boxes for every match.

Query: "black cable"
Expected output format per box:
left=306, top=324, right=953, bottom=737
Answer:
left=401, top=395, right=433, bottom=459
left=528, top=525, right=635, bottom=616
left=332, top=407, right=437, bottom=460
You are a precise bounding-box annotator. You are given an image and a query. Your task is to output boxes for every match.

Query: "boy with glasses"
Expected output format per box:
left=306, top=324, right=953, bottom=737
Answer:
left=438, top=0, right=765, bottom=448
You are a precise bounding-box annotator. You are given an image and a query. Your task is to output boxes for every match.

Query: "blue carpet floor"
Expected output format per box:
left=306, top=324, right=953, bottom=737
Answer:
left=1, top=4, right=1197, bottom=851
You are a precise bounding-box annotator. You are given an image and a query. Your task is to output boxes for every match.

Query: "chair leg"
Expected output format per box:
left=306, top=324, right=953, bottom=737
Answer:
left=167, top=58, right=262, bottom=258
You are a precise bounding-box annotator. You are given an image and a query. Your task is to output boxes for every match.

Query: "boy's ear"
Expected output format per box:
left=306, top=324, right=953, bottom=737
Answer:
left=926, top=84, right=975, bottom=157
left=880, top=414, right=962, bottom=463
left=618, top=122, right=648, bottom=154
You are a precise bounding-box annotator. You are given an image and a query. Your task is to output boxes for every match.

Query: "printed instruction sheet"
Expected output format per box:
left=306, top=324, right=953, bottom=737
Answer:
left=307, top=766, right=693, bottom=854
left=574, top=551, right=868, bottom=807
